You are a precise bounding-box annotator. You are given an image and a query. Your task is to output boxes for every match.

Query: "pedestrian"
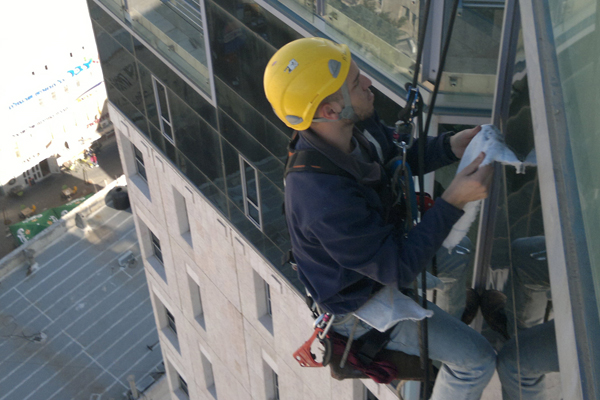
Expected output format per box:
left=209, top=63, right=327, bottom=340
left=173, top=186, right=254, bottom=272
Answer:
left=264, top=37, right=495, bottom=399
left=90, top=151, right=98, bottom=167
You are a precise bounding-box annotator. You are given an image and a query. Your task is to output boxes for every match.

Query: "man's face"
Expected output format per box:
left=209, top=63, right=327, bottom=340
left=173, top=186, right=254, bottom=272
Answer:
left=346, top=60, right=375, bottom=121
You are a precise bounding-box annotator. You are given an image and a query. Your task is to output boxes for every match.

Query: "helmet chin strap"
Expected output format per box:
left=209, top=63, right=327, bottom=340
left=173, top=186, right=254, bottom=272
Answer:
left=312, top=81, right=357, bottom=125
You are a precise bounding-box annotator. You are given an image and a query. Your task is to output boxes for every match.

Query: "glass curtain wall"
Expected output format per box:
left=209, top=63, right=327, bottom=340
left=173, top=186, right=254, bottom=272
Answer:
left=94, top=0, right=212, bottom=96
left=548, top=0, right=600, bottom=316
left=265, top=0, right=505, bottom=100
left=482, top=10, right=561, bottom=399
left=88, top=0, right=305, bottom=287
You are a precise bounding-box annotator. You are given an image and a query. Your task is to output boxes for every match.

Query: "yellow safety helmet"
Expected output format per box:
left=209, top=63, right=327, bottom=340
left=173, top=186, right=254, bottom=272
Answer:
left=263, top=37, right=352, bottom=131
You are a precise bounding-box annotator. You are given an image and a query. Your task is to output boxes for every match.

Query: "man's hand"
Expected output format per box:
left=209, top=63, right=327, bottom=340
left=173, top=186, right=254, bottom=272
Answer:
left=442, top=152, right=493, bottom=209
left=450, top=125, right=481, bottom=159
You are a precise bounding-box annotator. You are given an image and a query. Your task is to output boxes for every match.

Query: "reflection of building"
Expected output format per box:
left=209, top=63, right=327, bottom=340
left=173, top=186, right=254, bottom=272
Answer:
left=87, top=0, right=600, bottom=398
left=2, top=0, right=110, bottom=197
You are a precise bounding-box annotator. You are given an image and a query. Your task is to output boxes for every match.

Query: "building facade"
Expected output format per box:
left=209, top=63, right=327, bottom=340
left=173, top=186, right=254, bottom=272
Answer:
left=86, top=0, right=600, bottom=398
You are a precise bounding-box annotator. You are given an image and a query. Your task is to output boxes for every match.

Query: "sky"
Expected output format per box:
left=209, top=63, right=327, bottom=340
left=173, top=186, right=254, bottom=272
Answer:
left=2, top=0, right=98, bottom=107
left=2, top=0, right=99, bottom=132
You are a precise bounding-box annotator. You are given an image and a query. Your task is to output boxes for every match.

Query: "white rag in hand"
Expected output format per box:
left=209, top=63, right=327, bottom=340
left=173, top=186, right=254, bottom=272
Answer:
left=442, top=124, right=536, bottom=251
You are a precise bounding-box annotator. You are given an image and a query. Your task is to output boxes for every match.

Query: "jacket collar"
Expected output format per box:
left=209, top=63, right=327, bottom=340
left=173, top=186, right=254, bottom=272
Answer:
left=297, top=127, right=383, bottom=185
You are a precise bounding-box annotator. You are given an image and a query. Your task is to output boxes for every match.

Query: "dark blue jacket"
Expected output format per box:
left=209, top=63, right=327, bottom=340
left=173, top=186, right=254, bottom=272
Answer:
left=284, top=112, right=464, bottom=314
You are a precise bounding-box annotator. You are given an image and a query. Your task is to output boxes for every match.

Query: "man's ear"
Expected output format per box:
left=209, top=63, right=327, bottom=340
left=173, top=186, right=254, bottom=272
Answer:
left=318, top=102, right=341, bottom=121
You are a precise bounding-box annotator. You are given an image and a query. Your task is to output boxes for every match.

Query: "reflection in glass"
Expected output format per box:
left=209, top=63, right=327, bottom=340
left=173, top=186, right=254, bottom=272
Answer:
left=487, top=28, right=561, bottom=400
left=443, top=4, right=503, bottom=94
left=549, top=0, right=600, bottom=317
left=95, top=0, right=211, bottom=95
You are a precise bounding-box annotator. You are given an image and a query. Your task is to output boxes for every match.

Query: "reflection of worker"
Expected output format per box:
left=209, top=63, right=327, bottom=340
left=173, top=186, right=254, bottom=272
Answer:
left=497, top=236, right=559, bottom=400
left=264, top=38, right=495, bottom=399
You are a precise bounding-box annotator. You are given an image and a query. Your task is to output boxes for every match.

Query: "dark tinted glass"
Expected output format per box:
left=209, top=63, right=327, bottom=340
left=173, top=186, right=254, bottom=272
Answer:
left=94, top=24, right=144, bottom=115
left=169, top=93, right=224, bottom=188
left=88, top=1, right=134, bottom=53
left=105, top=82, right=149, bottom=137
left=206, top=0, right=282, bottom=126
left=219, top=112, right=284, bottom=190
left=133, top=37, right=217, bottom=129
left=258, top=173, right=288, bottom=249
left=137, top=63, right=160, bottom=129
left=215, top=77, right=291, bottom=158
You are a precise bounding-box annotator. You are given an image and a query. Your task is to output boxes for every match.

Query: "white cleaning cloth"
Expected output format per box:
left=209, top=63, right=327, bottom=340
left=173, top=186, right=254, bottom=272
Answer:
left=442, top=124, right=536, bottom=251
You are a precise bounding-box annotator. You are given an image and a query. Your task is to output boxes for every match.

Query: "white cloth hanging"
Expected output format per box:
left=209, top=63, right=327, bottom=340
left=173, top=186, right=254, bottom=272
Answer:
left=442, top=124, right=537, bottom=251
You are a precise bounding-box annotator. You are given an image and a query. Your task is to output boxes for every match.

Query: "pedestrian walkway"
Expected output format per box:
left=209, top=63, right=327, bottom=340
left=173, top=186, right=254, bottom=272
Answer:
left=1, top=134, right=123, bottom=260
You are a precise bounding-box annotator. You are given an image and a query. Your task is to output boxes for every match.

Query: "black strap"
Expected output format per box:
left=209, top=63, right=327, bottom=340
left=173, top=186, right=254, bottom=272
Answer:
left=355, top=325, right=396, bottom=366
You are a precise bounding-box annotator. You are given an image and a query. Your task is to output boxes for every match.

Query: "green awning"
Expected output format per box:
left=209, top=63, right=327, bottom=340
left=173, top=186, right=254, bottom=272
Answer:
left=9, top=194, right=94, bottom=245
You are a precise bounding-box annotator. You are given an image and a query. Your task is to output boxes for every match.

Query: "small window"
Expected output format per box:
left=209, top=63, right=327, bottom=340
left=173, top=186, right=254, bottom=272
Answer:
left=166, top=308, right=177, bottom=335
left=173, top=187, right=192, bottom=247
left=178, top=373, right=189, bottom=398
left=150, top=230, right=163, bottom=264
left=152, top=76, right=174, bottom=143
left=272, top=370, right=280, bottom=400
left=265, top=281, right=273, bottom=317
left=263, top=362, right=280, bottom=400
left=188, top=275, right=205, bottom=329
left=201, top=352, right=217, bottom=399
left=239, top=155, right=262, bottom=230
left=133, top=145, right=147, bottom=182
left=253, top=271, right=273, bottom=334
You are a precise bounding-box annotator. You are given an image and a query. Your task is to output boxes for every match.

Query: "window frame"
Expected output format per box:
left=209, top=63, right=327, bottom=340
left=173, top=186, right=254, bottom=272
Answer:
left=239, top=154, right=263, bottom=231
left=150, top=230, right=163, bottom=264
left=133, top=144, right=148, bottom=182
left=166, top=308, right=177, bottom=335
left=152, top=75, right=175, bottom=144
left=178, top=373, right=189, bottom=398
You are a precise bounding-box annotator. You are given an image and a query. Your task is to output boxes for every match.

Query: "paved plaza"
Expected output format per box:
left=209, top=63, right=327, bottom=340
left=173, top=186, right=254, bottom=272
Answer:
left=0, top=204, right=162, bottom=400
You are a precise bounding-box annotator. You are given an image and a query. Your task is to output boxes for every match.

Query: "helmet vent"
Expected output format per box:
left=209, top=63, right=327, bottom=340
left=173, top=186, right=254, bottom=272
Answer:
left=285, top=115, right=303, bottom=125
left=328, top=60, right=341, bottom=78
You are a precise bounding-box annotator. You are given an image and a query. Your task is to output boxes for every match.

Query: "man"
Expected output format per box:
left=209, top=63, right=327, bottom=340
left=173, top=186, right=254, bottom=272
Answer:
left=264, top=37, right=495, bottom=399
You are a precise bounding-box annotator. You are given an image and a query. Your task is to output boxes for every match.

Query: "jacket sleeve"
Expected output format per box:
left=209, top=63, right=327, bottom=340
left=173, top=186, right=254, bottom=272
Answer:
left=300, top=173, right=464, bottom=288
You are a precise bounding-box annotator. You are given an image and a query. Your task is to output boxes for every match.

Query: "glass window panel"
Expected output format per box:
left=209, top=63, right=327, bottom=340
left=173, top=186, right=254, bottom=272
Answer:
left=215, top=77, right=291, bottom=150
left=485, top=25, right=561, bottom=398
left=105, top=81, right=149, bottom=137
left=444, top=5, right=503, bottom=75
left=95, top=0, right=211, bottom=96
left=137, top=63, right=160, bottom=129
left=93, top=24, right=144, bottom=113
left=211, top=0, right=303, bottom=50
left=206, top=0, right=284, bottom=123
left=88, top=0, right=134, bottom=53
left=310, top=0, right=420, bottom=89
left=166, top=309, right=177, bottom=333
left=221, top=139, right=245, bottom=210
left=549, top=0, right=600, bottom=316
left=243, top=160, right=258, bottom=205
left=154, top=78, right=171, bottom=123
left=219, top=112, right=284, bottom=190
left=133, top=36, right=218, bottom=129
left=248, top=203, right=261, bottom=226
left=169, top=93, right=225, bottom=188
left=258, top=173, right=289, bottom=250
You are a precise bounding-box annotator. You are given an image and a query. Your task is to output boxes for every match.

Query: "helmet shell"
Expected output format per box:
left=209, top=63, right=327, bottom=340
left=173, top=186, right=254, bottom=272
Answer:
left=264, top=38, right=351, bottom=131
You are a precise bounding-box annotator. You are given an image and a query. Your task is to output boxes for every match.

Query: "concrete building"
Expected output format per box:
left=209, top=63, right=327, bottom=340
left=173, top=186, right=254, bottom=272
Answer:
left=85, top=0, right=600, bottom=399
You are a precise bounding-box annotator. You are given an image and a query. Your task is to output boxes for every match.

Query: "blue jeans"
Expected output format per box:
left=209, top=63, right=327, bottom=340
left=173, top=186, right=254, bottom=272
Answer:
left=497, top=321, right=559, bottom=400
left=497, top=236, right=559, bottom=399
left=333, top=237, right=496, bottom=400
left=333, top=301, right=496, bottom=400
